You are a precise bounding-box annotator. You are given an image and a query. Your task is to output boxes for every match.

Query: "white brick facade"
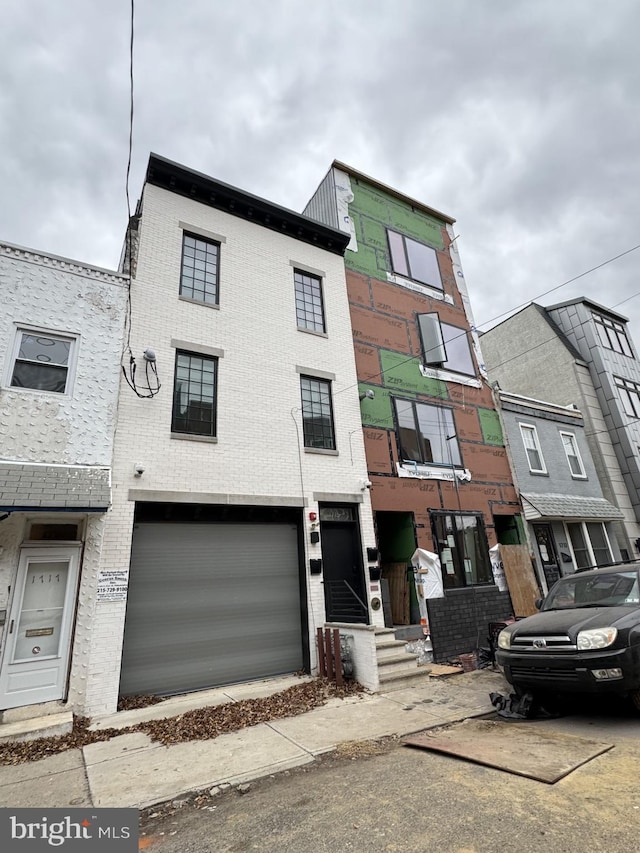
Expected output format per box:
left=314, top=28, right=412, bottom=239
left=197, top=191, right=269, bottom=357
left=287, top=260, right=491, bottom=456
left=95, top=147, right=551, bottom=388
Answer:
left=0, top=242, right=127, bottom=715
left=84, top=177, right=380, bottom=716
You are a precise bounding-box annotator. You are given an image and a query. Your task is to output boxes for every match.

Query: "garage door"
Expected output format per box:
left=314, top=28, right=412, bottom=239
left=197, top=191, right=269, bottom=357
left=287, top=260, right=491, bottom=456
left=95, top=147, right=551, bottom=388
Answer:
left=119, top=522, right=304, bottom=696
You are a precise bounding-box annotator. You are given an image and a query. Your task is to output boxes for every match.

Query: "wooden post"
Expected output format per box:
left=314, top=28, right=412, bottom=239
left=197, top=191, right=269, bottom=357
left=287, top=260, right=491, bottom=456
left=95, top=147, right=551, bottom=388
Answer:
left=324, top=628, right=334, bottom=681
left=317, top=627, right=327, bottom=677
left=333, top=628, right=343, bottom=686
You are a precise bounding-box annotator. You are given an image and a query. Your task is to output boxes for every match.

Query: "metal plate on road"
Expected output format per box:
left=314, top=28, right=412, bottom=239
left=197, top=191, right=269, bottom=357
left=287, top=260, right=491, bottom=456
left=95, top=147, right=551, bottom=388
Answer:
left=404, top=718, right=613, bottom=783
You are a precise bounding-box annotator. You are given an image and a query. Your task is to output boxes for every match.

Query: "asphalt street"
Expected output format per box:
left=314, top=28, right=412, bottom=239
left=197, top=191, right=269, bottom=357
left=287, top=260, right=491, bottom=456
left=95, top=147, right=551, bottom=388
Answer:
left=139, top=698, right=640, bottom=853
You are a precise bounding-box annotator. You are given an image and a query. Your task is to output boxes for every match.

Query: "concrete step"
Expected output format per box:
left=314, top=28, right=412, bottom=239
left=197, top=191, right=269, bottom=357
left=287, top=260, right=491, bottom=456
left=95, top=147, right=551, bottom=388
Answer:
left=0, top=711, right=73, bottom=743
left=377, top=667, right=434, bottom=693
left=375, top=639, right=410, bottom=661
left=377, top=654, right=422, bottom=680
left=1, top=700, right=66, bottom=724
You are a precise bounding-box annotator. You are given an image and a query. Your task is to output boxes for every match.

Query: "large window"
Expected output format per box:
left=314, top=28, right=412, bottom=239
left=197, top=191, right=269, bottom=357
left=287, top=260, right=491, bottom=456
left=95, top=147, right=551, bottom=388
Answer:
left=294, top=269, right=325, bottom=333
left=418, top=313, right=475, bottom=375
left=394, top=399, right=461, bottom=466
left=300, top=376, right=335, bottom=450
left=387, top=230, right=442, bottom=290
left=593, top=313, right=633, bottom=357
left=9, top=329, right=76, bottom=394
left=180, top=232, right=220, bottom=305
left=567, top=522, right=613, bottom=569
left=560, top=431, right=586, bottom=478
left=172, top=351, right=218, bottom=437
left=431, top=512, right=492, bottom=589
left=519, top=423, right=546, bottom=474
left=615, top=376, right=640, bottom=418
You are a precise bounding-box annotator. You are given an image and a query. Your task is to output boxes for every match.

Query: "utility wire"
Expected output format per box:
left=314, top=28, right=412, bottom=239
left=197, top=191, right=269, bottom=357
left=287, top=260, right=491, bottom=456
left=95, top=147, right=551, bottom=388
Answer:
left=120, top=0, right=161, bottom=399
left=333, top=241, right=640, bottom=401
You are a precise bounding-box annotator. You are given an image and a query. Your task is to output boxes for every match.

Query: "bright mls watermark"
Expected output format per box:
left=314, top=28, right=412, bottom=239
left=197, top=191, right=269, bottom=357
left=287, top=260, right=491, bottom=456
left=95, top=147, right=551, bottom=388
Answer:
left=0, top=808, right=138, bottom=850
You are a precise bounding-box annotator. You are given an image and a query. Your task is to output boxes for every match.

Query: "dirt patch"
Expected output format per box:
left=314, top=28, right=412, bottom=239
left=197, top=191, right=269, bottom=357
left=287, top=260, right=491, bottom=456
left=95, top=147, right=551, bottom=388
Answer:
left=0, top=679, right=365, bottom=767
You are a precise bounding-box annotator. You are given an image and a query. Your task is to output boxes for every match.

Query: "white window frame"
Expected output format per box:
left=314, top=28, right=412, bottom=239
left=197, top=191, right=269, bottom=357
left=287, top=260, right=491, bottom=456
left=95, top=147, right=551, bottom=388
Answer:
left=564, top=521, right=614, bottom=570
left=5, top=325, right=79, bottom=396
left=559, top=431, right=586, bottom=479
left=519, top=423, right=546, bottom=474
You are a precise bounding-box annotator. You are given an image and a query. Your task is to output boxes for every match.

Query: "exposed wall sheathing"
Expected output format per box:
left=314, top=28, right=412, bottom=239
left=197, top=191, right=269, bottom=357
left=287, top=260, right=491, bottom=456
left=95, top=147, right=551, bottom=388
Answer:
left=342, top=174, right=520, bottom=555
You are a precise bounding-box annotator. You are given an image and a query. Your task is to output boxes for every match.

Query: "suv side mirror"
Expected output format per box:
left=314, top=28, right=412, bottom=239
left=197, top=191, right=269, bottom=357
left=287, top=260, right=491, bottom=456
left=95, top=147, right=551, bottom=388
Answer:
left=534, top=598, right=543, bottom=610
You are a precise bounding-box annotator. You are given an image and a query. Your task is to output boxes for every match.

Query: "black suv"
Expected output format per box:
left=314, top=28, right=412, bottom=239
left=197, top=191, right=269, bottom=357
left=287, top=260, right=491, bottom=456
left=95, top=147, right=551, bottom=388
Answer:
left=496, top=564, right=640, bottom=709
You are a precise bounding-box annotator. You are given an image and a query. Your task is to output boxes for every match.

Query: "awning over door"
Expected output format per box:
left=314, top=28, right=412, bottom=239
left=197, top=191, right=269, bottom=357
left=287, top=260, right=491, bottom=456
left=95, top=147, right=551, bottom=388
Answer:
left=521, top=493, right=625, bottom=522
left=119, top=522, right=304, bottom=696
left=0, top=462, right=111, bottom=511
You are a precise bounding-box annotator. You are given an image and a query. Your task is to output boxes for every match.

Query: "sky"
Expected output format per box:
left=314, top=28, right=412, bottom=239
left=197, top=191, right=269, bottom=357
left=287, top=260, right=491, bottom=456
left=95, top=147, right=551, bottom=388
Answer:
left=2, top=0, right=639, bottom=337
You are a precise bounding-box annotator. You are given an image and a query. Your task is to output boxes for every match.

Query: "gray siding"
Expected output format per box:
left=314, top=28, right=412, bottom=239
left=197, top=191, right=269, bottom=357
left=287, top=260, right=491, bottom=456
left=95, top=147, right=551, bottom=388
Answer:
left=302, top=169, right=339, bottom=230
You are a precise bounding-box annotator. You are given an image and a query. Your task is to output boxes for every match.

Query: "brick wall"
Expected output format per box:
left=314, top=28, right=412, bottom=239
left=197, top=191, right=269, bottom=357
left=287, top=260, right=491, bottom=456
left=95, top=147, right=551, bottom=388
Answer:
left=427, top=587, right=514, bottom=661
left=83, top=182, right=381, bottom=716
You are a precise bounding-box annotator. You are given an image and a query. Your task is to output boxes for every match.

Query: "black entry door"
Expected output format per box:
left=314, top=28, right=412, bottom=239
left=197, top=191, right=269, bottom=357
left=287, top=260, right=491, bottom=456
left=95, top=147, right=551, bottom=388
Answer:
left=533, top=523, right=561, bottom=589
left=321, top=521, right=368, bottom=624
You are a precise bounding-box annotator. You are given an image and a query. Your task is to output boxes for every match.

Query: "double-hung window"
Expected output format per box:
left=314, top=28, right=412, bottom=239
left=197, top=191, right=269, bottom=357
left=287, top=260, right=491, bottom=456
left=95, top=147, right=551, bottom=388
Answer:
left=519, top=423, right=546, bottom=474
left=560, top=431, right=586, bottom=478
left=300, top=376, right=335, bottom=450
left=418, top=313, right=475, bottom=375
left=180, top=232, right=220, bottom=305
left=431, top=512, right=492, bottom=589
left=387, top=230, right=442, bottom=290
left=172, top=351, right=218, bottom=437
left=593, top=313, right=633, bottom=357
left=9, top=329, right=76, bottom=394
left=294, top=269, right=325, bottom=333
left=567, top=522, right=613, bottom=569
left=394, top=399, right=461, bottom=466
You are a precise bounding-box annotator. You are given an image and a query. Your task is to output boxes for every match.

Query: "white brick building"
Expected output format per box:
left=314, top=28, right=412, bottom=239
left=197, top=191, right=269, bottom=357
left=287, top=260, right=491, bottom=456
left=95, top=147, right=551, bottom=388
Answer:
left=84, top=155, right=381, bottom=717
left=0, top=241, right=127, bottom=717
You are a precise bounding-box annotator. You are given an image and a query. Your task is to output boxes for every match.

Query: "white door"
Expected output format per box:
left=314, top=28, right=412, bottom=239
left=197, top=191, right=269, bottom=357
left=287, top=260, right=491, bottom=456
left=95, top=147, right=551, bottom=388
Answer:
left=0, top=546, right=81, bottom=710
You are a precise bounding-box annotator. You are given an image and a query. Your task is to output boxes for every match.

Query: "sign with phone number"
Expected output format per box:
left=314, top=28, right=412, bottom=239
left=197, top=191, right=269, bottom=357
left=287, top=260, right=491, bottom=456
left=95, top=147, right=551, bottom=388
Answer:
left=97, top=570, right=129, bottom=602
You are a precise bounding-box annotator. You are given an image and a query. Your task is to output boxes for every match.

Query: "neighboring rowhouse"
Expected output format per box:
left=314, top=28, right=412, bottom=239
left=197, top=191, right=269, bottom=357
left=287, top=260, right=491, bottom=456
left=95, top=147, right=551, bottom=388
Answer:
left=497, top=390, right=625, bottom=592
left=84, top=154, right=379, bottom=717
left=482, top=301, right=640, bottom=560
left=0, top=241, right=127, bottom=719
left=304, top=163, right=524, bottom=660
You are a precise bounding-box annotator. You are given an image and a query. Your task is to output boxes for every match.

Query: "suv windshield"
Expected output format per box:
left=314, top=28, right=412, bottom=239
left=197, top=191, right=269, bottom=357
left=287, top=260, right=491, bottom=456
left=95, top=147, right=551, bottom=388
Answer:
left=544, top=570, right=640, bottom=610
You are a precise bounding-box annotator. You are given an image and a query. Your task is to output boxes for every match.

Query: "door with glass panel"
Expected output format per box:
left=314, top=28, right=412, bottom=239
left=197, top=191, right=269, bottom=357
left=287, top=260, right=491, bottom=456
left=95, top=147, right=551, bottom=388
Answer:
left=0, top=547, right=80, bottom=710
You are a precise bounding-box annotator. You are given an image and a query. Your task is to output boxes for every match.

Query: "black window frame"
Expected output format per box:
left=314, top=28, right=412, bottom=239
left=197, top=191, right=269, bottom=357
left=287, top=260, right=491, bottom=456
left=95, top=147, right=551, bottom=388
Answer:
left=615, top=375, right=640, bottom=418
left=179, top=232, right=221, bottom=306
left=300, top=375, right=336, bottom=450
left=171, top=350, right=218, bottom=438
left=387, top=229, right=443, bottom=290
left=294, top=269, right=326, bottom=333
left=393, top=397, right=462, bottom=467
left=593, top=313, right=633, bottom=358
left=417, top=313, right=476, bottom=376
left=430, top=511, right=493, bottom=589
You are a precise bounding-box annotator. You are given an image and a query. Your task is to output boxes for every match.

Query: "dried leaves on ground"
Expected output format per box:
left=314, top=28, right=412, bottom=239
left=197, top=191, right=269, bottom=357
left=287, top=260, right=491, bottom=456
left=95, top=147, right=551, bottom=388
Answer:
left=117, top=694, right=165, bottom=712
left=0, top=679, right=364, bottom=766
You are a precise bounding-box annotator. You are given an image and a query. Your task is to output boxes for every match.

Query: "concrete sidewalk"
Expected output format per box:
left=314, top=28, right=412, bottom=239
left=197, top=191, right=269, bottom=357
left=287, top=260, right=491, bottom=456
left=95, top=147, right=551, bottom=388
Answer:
left=0, top=669, right=508, bottom=811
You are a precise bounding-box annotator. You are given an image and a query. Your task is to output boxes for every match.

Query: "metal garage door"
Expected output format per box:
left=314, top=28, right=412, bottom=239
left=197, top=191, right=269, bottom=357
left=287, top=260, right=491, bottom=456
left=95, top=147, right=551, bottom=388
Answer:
left=119, top=522, right=304, bottom=696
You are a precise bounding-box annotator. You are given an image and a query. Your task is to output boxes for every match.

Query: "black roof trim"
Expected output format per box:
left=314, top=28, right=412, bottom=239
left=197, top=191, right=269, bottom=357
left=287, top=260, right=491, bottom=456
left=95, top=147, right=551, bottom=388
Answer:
left=146, top=154, right=350, bottom=256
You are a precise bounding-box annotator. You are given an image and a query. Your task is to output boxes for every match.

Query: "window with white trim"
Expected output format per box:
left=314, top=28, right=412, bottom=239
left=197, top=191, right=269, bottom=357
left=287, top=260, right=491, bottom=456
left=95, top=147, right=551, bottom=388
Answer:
left=9, top=329, right=76, bottom=394
left=418, top=313, right=475, bottom=376
left=519, top=423, right=546, bottom=474
left=560, top=431, right=586, bottom=478
left=567, top=522, right=613, bottom=569
left=387, top=230, right=442, bottom=290
left=593, top=313, right=633, bottom=357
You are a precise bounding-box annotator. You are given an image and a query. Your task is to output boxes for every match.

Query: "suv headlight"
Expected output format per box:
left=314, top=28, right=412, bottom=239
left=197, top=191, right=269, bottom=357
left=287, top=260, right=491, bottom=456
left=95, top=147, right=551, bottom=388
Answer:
left=577, top=628, right=617, bottom=650
left=497, top=629, right=512, bottom=650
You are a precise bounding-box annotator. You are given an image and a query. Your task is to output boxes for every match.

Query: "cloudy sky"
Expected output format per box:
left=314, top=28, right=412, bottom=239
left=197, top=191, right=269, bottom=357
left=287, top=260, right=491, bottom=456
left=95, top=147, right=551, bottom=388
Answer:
left=2, top=0, right=639, bottom=336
